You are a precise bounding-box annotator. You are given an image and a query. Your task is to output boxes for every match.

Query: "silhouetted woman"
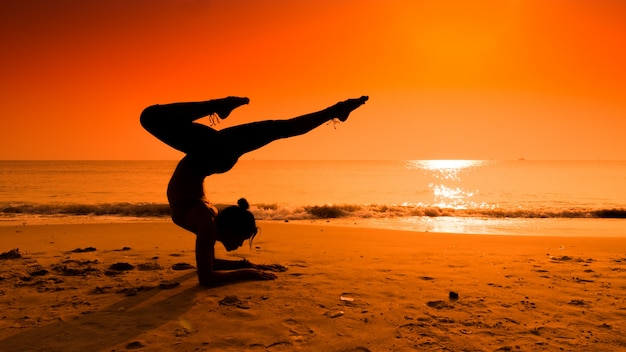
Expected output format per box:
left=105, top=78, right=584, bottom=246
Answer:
left=140, top=95, right=368, bottom=285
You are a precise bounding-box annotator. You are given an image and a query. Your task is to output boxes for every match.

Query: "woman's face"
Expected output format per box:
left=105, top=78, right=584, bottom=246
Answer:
left=220, top=231, right=248, bottom=252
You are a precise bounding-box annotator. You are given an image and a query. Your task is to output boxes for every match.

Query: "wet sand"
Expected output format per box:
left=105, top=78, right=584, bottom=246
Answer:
left=1, top=221, right=625, bottom=351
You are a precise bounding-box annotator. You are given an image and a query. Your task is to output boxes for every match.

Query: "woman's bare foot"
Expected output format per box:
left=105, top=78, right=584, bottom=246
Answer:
left=213, top=96, right=250, bottom=120
left=329, top=96, right=368, bottom=122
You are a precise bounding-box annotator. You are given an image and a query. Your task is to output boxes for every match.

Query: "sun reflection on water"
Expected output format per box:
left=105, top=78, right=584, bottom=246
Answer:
left=410, top=160, right=485, bottom=181
left=406, top=160, right=488, bottom=209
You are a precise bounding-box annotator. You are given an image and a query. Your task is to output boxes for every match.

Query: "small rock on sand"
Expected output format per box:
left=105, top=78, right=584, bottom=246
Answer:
left=70, top=247, right=96, bottom=253
left=324, top=310, right=344, bottom=318
left=125, top=340, right=146, bottom=349
left=172, top=262, right=195, bottom=270
left=219, top=295, right=241, bottom=306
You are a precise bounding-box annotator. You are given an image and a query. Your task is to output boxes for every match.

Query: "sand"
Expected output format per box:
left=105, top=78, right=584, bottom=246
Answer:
left=0, top=221, right=625, bottom=352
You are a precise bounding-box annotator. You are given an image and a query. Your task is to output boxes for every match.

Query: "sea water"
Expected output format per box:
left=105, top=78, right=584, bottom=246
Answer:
left=0, top=160, right=624, bottom=236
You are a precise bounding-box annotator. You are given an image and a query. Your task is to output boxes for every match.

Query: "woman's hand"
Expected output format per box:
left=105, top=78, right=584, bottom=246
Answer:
left=240, top=259, right=287, bottom=272
left=251, top=263, right=288, bottom=272
left=246, top=269, right=277, bottom=280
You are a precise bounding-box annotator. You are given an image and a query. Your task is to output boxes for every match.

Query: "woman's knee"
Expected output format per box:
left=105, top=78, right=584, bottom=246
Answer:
left=139, top=105, right=163, bottom=132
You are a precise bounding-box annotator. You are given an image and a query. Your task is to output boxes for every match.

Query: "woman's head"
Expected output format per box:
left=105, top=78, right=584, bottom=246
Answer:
left=215, top=198, right=258, bottom=251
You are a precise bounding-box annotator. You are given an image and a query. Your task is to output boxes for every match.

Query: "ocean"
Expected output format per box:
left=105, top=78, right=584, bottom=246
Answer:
left=1, top=160, right=624, bottom=236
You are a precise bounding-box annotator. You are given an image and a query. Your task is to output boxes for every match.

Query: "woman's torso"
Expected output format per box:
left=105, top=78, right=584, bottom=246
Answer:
left=167, top=156, right=206, bottom=206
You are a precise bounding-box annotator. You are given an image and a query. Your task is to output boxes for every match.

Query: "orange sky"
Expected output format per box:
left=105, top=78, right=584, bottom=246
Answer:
left=1, top=0, right=625, bottom=160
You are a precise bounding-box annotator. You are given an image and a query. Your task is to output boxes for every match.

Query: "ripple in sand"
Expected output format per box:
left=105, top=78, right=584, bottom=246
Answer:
left=159, top=281, right=180, bottom=289
left=426, top=300, right=455, bottom=310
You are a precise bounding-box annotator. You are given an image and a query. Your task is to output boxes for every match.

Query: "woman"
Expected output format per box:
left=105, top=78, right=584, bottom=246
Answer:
left=140, top=95, right=368, bottom=285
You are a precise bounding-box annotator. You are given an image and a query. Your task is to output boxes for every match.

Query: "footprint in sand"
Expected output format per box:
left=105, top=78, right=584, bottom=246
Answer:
left=52, top=260, right=99, bottom=276
left=397, top=322, right=441, bottom=345
left=426, top=300, right=454, bottom=310
left=27, top=266, right=48, bottom=277
left=137, top=261, right=163, bottom=271
left=283, top=319, right=315, bottom=344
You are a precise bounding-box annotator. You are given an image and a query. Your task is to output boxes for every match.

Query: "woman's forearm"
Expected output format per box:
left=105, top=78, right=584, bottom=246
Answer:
left=197, top=268, right=267, bottom=286
left=213, top=258, right=252, bottom=271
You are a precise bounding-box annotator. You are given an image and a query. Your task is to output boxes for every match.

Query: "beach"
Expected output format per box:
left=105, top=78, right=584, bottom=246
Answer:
left=0, top=221, right=624, bottom=351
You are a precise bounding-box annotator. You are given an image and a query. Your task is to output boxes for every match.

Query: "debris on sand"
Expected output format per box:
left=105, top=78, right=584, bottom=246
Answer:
left=70, top=247, right=97, bottom=253
left=0, top=248, right=23, bottom=260
left=172, top=262, right=195, bottom=271
left=108, top=262, right=135, bottom=271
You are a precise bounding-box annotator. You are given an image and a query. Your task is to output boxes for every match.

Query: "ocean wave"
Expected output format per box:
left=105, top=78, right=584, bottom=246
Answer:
left=255, top=204, right=626, bottom=219
left=0, top=202, right=171, bottom=218
left=1, top=202, right=624, bottom=220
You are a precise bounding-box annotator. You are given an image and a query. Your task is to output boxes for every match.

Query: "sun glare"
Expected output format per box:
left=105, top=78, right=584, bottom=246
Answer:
left=406, top=160, right=488, bottom=209
left=406, top=160, right=486, bottom=181
left=416, top=160, right=484, bottom=171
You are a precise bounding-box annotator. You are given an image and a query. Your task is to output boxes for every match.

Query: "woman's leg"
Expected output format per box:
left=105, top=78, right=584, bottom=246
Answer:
left=140, top=97, right=249, bottom=154
left=220, top=96, right=368, bottom=157
left=141, top=95, right=367, bottom=173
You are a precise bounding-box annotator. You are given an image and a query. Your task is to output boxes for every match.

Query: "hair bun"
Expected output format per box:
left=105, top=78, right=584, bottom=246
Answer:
left=237, top=198, right=250, bottom=210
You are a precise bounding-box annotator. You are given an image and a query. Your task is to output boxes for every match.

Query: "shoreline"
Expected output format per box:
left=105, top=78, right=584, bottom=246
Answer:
left=1, top=221, right=625, bottom=351
left=2, top=216, right=625, bottom=238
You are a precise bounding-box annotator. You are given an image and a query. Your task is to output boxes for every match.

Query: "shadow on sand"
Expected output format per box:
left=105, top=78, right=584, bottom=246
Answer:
left=0, top=272, right=199, bottom=352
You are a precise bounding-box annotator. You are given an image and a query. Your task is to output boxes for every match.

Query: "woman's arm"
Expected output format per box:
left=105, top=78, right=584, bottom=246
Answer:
left=195, top=222, right=276, bottom=286
left=213, top=258, right=250, bottom=270
left=197, top=247, right=276, bottom=286
left=214, top=258, right=287, bottom=272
